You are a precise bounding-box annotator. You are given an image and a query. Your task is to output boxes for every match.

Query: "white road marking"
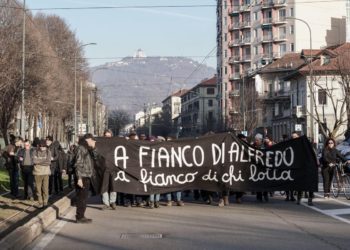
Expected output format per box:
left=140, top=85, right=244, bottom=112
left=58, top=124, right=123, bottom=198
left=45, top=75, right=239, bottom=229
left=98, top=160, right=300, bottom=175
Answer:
left=301, top=202, right=350, bottom=225
left=322, top=208, right=350, bottom=215
left=299, top=193, right=350, bottom=226
left=32, top=208, right=75, bottom=250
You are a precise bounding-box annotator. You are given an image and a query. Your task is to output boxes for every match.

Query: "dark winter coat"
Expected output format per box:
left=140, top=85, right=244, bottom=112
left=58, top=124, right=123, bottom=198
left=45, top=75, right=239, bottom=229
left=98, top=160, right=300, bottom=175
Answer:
left=17, top=148, right=35, bottom=167
left=48, top=141, right=60, bottom=172
left=74, top=144, right=103, bottom=195
left=2, top=145, right=19, bottom=171
left=321, top=147, right=346, bottom=167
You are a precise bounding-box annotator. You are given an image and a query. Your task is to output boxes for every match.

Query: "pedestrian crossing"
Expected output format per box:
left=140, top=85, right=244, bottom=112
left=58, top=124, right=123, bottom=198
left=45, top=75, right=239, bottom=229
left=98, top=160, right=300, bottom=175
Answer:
left=299, top=184, right=350, bottom=225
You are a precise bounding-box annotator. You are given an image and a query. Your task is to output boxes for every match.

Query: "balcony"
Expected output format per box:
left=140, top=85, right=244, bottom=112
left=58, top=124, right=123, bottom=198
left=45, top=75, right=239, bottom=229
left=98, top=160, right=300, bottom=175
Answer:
left=229, top=22, right=240, bottom=31
left=229, top=74, right=241, bottom=81
left=229, top=39, right=241, bottom=47
left=240, top=5, right=251, bottom=12
left=229, top=6, right=240, bottom=15
left=261, top=1, right=274, bottom=9
left=240, top=21, right=251, bottom=29
left=241, top=55, right=252, bottom=62
left=228, top=55, right=241, bottom=64
left=261, top=35, right=273, bottom=43
left=273, top=16, right=287, bottom=25
left=240, top=37, right=252, bottom=45
left=261, top=18, right=273, bottom=25
left=273, top=34, right=287, bottom=42
left=273, top=0, right=287, bottom=8
left=262, top=53, right=273, bottom=60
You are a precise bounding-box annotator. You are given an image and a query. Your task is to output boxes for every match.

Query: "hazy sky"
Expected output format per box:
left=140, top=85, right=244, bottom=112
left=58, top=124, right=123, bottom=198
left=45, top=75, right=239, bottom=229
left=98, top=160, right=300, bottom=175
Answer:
left=26, top=0, right=217, bottom=68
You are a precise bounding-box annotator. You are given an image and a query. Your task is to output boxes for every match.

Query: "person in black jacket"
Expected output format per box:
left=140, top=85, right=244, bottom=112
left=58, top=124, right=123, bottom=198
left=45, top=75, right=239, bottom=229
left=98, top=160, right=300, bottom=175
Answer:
left=46, top=136, right=63, bottom=195
left=75, top=134, right=98, bottom=223
left=18, top=140, right=35, bottom=201
left=2, top=137, right=23, bottom=198
left=321, top=138, right=350, bottom=198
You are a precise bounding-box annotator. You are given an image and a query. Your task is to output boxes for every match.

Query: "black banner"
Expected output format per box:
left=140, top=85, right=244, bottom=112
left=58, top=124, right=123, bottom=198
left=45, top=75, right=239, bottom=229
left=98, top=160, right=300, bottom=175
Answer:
left=93, top=133, right=318, bottom=195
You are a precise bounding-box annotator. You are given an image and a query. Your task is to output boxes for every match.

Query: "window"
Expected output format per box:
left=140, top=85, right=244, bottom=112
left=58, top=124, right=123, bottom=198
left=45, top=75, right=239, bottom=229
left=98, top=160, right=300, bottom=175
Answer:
left=290, top=8, right=294, bottom=17
left=254, top=46, right=258, bottom=55
left=254, top=29, right=258, bottom=38
left=280, top=44, right=287, bottom=54
left=318, top=89, right=327, bottom=105
left=290, top=25, right=294, bottom=35
left=245, top=47, right=251, bottom=57
left=290, top=43, right=295, bottom=52
left=254, top=12, right=258, bottom=20
left=224, top=33, right=227, bottom=42
left=224, top=50, right=227, bottom=58
left=279, top=9, right=286, bottom=18
left=208, top=111, right=213, bottom=120
left=224, top=66, right=227, bottom=75
left=208, top=99, right=213, bottom=107
left=321, top=55, right=330, bottom=65
left=224, top=17, right=227, bottom=26
left=224, top=1, right=227, bottom=9
left=207, top=88, right=215, bottom=95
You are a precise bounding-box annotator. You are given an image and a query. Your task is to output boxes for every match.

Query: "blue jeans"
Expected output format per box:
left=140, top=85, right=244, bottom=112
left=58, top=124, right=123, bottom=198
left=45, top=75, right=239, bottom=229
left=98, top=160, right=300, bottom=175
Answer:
left=166, top=192, right=181, bottom=201
left=149, top=194, right=160, bottom=202
left=102, top=192, right=117, bottom=206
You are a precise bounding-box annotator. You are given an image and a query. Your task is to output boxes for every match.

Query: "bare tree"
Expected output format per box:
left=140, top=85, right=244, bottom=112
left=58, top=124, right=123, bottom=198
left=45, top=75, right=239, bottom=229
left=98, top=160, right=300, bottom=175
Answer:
left=108, top=110, right=131, bottom=136
left=304, top=46, right=349, bottom=139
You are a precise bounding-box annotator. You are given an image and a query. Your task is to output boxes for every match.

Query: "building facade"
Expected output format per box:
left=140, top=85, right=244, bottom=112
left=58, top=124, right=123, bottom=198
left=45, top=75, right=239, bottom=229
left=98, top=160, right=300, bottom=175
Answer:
left=180, top=77, right=218, bottom=136
left=217, top=0, right=347, bottom=131
left=162, top=89, right=188, bottom=136
left=255, top=43, right=350, bottom=147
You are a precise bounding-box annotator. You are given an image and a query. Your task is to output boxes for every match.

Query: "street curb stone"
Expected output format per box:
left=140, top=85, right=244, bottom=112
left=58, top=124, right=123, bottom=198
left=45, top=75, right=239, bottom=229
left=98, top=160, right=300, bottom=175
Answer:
left=0, top=194, right=73, bottom=250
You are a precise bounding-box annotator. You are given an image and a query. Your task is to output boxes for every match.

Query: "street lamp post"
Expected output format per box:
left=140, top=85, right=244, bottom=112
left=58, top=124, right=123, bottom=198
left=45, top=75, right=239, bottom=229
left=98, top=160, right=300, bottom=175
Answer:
left=286, top=17, right=314, bottom=142
left=74, top=42, right=96, bottom=143
left=20, top=0, right=26, bottom=138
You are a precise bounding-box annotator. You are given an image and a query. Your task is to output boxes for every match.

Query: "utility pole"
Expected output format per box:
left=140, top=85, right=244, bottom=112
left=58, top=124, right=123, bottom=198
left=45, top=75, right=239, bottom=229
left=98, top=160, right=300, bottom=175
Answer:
left=20, top=0, right=26, bottom=138
left=80, top=80, right=83, bottom=135
left=242, top=75, right=246, bottom=132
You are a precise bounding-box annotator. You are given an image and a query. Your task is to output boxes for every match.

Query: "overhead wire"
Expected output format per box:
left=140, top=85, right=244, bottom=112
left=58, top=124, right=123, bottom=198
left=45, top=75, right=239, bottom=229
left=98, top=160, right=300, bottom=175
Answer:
left=0, top=0, right=346, bottom=11
left=182, top=45, right=217, bottom=88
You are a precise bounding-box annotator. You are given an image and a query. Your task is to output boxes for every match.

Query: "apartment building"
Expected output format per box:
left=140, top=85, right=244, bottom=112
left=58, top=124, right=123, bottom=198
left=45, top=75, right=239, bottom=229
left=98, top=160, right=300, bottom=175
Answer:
left=162, top=89, right=189, bottom=135
left=180, top=77, right=218, bottom=136
left=134, top=106, right=162, bottom=135
left=217, top=0, right=347, bottom=131
left=255, top=43, right=350, bottom=146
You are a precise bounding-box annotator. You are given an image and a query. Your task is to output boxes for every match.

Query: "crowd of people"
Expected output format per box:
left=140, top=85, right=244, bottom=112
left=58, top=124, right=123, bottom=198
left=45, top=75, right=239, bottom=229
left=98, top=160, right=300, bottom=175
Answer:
left=1, top=135, right=71, bottom=208
left=1, top=129, right=350, bottom=224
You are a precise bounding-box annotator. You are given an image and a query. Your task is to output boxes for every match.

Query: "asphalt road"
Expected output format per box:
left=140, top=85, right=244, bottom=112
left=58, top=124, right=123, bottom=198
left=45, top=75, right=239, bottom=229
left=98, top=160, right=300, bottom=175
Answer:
left=27, top=190, right=350, bottom=250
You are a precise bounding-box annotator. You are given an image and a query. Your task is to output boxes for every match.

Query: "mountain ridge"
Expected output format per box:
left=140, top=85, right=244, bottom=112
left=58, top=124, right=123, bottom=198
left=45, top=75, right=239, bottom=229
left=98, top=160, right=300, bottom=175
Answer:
left=90, top=56, right=216, bottom=115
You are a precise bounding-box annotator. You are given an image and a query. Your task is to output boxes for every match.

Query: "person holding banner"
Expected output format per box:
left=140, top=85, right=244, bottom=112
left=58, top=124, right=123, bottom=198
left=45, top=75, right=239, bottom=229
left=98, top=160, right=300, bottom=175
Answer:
left=101, top=129, right=117, bottom=210
left=253, top=133, right=269, bottom=202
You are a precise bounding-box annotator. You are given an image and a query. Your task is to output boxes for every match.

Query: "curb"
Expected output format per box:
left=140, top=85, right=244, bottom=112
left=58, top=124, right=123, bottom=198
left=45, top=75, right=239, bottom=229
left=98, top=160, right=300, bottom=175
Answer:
left=0, top=192, right=74, bottom=250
